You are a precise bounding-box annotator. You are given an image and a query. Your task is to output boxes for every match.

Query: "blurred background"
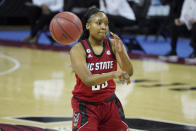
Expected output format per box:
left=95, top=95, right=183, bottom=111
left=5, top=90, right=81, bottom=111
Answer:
left=1, top=0, right=196, bottom=131
left=0, top=0, right=195, bottom=60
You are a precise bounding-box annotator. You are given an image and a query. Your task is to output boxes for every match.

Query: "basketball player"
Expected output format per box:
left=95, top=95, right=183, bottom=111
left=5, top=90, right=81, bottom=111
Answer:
left=70, top=7, right=133, bottom=131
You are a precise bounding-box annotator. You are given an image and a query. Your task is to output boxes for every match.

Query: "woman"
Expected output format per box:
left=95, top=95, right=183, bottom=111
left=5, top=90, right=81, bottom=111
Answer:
left=70, top=7, right=133, bottom=131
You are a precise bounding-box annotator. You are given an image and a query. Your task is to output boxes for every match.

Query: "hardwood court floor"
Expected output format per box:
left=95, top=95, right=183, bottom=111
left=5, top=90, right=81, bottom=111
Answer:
left=0, top=44, right=196, bottom=131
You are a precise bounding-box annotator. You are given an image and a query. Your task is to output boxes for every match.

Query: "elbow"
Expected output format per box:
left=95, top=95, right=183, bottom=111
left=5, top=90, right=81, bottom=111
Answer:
left=128, top=67, right=134, bottom=77
left=129, top=64, right=134, bottom=76
left=129, top=70, right=133, bottom=77
left=83, top=78, right=96, bottom=87
left=79, top=73, right=97, bottom=87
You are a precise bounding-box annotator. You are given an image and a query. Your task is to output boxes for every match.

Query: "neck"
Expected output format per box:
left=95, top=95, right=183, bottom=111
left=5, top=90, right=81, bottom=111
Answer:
left=88, top=36, right=104, bottom=46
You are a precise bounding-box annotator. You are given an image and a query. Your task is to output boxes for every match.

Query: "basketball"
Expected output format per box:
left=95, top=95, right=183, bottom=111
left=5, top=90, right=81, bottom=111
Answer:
left=49, top=12, right=83, bottom=45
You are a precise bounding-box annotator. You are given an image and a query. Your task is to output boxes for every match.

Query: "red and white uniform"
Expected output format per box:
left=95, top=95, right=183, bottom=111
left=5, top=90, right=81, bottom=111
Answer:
left=71, top=38, right=129, bottom=131
left=72, top=38, right=117, bottom=102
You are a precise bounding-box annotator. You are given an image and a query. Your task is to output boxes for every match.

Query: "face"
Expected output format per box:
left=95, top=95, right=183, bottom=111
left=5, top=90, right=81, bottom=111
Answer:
left=86, top=12, right=109, bottom=40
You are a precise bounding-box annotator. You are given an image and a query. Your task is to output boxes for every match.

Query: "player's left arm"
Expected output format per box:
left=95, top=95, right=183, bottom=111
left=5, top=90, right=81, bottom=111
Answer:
left=110, top=32, right=133, bottom=77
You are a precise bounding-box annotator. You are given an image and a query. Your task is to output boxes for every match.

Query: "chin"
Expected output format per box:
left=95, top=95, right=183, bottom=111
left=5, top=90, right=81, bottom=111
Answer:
left=97, top=37, right=105, bottom=41
left=92, top=34, right=106, bottom=40
left=98, top=34, right=107, bottom=40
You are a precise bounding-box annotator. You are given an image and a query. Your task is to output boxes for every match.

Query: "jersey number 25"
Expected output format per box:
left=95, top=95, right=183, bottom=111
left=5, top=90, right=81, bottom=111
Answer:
left=92, top=81, right=108, bottom=91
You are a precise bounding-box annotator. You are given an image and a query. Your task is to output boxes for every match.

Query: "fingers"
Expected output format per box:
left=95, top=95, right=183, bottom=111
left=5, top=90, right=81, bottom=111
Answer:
left=110, top=32, right=120, bottom=40
left=118, top=75, right=125, bottom=84
left=110, top=32, right=123, bottom=52
left=126, top=79, right=131, bottom=85
left=118, top=77, right=131, bottom=85
left=123, top=72, right=131, bottom=85
left=118, top=72, right=131, bottom=85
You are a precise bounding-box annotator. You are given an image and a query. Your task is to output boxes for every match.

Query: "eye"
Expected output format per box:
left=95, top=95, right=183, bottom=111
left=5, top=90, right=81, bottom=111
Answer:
left=96, top=22, right=101, bottom=25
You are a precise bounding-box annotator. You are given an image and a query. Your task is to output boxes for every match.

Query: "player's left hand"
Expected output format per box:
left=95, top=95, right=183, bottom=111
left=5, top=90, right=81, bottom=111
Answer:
left=110, top=32, right=124, bottom=53
left=119, top=72, right=131, bottom=85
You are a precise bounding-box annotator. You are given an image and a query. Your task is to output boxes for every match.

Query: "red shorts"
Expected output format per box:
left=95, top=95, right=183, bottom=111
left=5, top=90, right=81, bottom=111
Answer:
left=71, top=94, right=129, bottom=131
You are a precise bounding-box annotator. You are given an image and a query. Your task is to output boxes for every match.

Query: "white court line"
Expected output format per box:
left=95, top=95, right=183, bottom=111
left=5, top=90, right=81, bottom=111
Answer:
left=0, top=54, right=20, bottom=75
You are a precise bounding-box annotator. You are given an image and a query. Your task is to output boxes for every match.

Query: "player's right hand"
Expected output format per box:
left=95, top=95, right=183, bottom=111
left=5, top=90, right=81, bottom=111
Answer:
left=113, top=71, right=131, bottom=85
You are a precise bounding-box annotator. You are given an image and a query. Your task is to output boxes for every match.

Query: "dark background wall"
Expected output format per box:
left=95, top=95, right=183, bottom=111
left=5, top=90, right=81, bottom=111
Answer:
left=0, top=0, right=99, bottom=25
left=0, top=0, right=31, bottom=25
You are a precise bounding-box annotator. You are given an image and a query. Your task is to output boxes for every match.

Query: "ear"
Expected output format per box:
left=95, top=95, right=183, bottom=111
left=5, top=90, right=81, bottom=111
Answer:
left=86, top=23, right=90, bottom=30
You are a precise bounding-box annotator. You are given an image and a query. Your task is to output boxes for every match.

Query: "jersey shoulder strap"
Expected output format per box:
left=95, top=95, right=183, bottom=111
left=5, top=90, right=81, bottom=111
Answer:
left=81, top=39, right=90, bottom=50
left=104, top=38, right=116, bottom=58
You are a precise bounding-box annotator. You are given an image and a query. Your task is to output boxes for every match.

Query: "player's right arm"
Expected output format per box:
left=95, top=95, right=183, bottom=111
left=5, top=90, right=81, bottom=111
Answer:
left=70, top=42, right=129, bottom=86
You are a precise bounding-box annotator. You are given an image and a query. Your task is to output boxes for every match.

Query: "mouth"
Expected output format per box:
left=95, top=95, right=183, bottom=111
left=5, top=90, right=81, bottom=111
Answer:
left=98, top=32, right=107, bottom=35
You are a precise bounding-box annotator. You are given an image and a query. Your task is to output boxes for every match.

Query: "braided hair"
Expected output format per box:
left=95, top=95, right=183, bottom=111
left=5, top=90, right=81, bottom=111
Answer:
left=79, top=7, right=103, bottom=41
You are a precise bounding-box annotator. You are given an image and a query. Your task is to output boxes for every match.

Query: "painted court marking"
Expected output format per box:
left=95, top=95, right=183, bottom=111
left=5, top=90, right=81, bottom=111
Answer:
left=0, top=54, right=20, bottom=75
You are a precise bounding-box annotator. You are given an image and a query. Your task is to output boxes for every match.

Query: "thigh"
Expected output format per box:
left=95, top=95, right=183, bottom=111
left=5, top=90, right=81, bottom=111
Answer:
left=27, top=6, right=42, bottom=21
left=99, top=97, right=129, bottom=131
left=71, top=97, right=99, bottom=131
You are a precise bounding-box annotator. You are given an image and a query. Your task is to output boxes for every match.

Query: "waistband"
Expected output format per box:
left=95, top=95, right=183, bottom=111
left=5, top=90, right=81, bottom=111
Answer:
left=73, top=94, right=116, bottom=104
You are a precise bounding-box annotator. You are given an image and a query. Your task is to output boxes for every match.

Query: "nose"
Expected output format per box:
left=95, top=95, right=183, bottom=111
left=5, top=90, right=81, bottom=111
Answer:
left=100, top=23, right=107, bottom=30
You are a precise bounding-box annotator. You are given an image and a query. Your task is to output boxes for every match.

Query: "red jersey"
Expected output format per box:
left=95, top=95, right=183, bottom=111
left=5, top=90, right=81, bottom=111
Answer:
left=72, top=38, right=117, bottom=102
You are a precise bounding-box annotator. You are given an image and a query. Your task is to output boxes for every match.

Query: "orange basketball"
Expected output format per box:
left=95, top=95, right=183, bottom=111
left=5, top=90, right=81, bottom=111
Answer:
left=49, top=12, right=83, bottom=45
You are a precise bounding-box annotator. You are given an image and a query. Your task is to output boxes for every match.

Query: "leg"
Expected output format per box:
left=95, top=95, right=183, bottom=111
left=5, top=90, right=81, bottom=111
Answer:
left=98, top=97, right=129, bottom=131
left=189, top=23, right=196, bottom=58
left=166, top=23, right=186, bottom=56
left=71, top=98, right=99, bottom=131
left=168, top=22, right=179, bottom=55
left=26, top=14, right=50, bottom=43
left=31, top=12, right=58, bottom=43
left=23, top=6, right=42, bottom=43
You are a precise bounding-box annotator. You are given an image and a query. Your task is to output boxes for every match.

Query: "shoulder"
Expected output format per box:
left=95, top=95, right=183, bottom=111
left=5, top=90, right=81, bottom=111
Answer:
left=70, top=42, right=86, bottom=56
